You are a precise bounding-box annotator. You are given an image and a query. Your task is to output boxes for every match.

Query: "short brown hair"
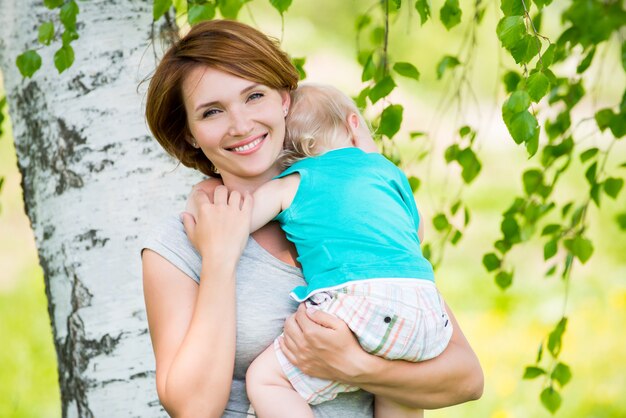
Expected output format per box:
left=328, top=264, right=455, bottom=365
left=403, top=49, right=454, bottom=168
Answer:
left=145, top=20, right=299, bottom=176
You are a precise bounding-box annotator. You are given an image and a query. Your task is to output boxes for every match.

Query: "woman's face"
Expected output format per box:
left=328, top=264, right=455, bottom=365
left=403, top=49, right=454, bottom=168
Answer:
left=183, top=66, right=290, bottom=186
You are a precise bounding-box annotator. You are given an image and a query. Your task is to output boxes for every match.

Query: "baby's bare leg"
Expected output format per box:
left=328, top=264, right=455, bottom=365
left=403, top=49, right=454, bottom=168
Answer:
left=246, top=343, right=314, bottom=418
left=375, top=396, right=424, bottom=418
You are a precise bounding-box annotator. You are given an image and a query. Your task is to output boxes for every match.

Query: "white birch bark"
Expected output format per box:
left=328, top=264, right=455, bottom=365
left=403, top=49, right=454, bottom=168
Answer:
left=0, top=1, right=200, bottom=416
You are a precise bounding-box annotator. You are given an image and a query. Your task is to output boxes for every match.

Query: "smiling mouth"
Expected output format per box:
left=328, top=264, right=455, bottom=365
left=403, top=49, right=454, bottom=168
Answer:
left=227, top=134, right=267, bottom=153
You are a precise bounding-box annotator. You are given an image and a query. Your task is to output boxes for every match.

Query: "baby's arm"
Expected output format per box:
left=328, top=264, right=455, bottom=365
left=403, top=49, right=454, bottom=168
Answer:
left=250, top=173, right=300, bottom=233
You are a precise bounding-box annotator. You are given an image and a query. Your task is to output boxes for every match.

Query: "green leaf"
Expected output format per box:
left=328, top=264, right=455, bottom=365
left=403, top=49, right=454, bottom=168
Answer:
left=533, top=0, right=553, bottom=8
left=369, top=76, right=396, bottom=104
left=540, top=387, right=562, bottom=414
left=44, top=0, right=64, bottom=8
left=54, top=44, right=75, bottom=73
left=527, top=72, right=550, bottom=102
left=393, top=62, right=420, bottom=81
left=622, top=40, right=626, bottom=72
left=38, top=22, right=55, bottom=46
left=408, top=176, right=421, bottom=192
left=522, top=169, right=543, bottom=195
left=291, top=57, right=306, bottom=80
left=436, top=55, right=460, bottom=79
left=547, top=317, right=567, bottom=357
left=459, top=125, right=471, bottom=137
left=576, top=46, right=595, bottom=73
left=433, top=213, right=450, bottom=231
left=451, top=229, right=463, bottom=244
left=585, top=161, right=597, bottom=184
left=504, top=90, right=531, bottom=114
left=188, top=2, right=216, bottom=24
left=510, top=35, right=540, bottom=64
left=482, top=253, right=501, bottom=272
left=60, top=0, right=79, bottom=31
left=495, top=270, right=513, bottom=289
left=440, top=0, right=462, bottom=30
left=15, top=50, right=42, bottom=78
left=544, top=238, right=557, bottom=260
left=508, top=110, right=538, bottom=144
left=457, top=148, right=482, bottom=183
left=362, top=53, right=376, bottom=82
left=541, top=224, right=561, bottom=236
left=541, top=43, right=556, bottom=68
left=564, top=236, right=593, bottom=263
left=609, top=112, right=626, bottom=138
left=218, top=0, right=248, bottom=19
left=445, top=144, right=459, bottom=163
left=378, top=104, right=403, bottom=138
left=495, top=239, right=512, bottom=254
left=62, top=30, right=79, bottom=46
left=523, top=366, right=546, bottom=379
left=579, top=147, right=599, bottom=163
left=525, top=125, right=540, bottom=157
left=501, top=215, right=521, bottom=243
left=616, top=212, right=626, bottom=230
left=270, top=0, right=292, bottom=14
left=354, top=87, right=371, bottom=109
left=595, top=108, right=614, bottom=131
left=546, top=264, right=557, bottom=276
left=551, top=362, right=572, bottom=387
left=356, top=14, right=372, bottom=31
left=496, top=16, right=526, bottom=49
left=501, top=0, right=525, bottom=16
left=414, top=0, right=431, bottom=25
left=536, top=342, right=544, bottom=362
left=603, top=177, right=624, bottom=199
left=503, top=71, right=521, bottom=93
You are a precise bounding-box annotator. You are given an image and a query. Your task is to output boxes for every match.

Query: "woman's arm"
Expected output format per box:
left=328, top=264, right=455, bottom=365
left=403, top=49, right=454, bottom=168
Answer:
left=143, top=186, right=252, bottom=417
left=279, top=302, right=483, bottom=410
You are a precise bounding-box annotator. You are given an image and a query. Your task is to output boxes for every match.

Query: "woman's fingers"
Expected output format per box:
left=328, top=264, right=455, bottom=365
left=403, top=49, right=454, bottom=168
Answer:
left=180, top=212, right=196, bottom=237
left=213, top=185, right=229, bottom=205
left=278, top=336, right=300, bottom=366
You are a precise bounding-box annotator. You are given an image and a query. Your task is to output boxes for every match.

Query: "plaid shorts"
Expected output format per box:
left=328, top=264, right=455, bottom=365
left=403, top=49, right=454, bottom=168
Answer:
left=274, top=279, right=453, bottom=405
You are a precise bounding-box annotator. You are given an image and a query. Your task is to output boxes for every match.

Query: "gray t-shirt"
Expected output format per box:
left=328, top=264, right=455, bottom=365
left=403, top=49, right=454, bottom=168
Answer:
left=143, top=215, right=374, bottom=417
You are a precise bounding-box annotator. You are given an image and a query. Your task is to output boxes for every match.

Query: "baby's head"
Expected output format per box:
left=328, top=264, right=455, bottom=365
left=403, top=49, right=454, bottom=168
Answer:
left=282, top=83, right=377, bottom=166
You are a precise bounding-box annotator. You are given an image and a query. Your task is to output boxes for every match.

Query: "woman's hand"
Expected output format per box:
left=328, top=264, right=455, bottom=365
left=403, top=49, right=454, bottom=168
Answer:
left=279, top=304, right=367, bottom=382
left=182, top=185, right=253, bottom=262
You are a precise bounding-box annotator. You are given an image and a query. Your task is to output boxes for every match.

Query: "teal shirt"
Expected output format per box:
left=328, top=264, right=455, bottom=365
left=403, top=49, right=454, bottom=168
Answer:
left=275, top=148, right=435, bottom=302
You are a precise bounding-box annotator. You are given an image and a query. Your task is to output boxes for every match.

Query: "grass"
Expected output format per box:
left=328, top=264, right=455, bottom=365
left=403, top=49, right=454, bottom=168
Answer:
left=0, top=107, right=61, bottom=417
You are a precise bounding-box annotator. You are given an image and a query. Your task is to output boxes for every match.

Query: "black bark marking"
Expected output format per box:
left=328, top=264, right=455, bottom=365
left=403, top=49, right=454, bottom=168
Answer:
left=59, top=273, right=95, bottom=418
left=75, top=229, right=109, bottom=250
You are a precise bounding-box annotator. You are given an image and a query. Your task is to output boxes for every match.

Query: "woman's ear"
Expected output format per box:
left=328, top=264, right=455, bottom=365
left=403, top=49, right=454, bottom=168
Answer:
left=280, top=90, right=292, bottom=116
left=187, top=136, right=199, bottom=148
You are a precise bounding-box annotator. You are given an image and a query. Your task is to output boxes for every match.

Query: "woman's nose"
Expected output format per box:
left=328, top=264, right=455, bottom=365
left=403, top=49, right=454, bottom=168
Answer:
left=228, top=109, right=253, bottom=137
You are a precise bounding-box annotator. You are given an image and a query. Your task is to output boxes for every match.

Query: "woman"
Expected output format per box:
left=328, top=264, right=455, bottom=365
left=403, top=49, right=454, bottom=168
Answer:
left=142, top=19, right=483, bottom=418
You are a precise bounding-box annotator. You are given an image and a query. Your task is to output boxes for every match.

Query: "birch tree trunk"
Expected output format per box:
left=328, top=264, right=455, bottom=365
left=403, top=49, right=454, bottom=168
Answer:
left=0, top=1, right=199, bottom=416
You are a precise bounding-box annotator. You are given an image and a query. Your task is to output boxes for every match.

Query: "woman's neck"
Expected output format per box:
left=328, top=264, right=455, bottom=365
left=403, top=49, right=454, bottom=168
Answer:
left=220, top=168, right=280, bottom=194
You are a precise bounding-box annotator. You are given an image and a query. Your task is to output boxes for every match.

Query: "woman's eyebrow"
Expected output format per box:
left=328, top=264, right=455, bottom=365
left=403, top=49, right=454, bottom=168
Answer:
left=194, top=84, right=263, bottom=112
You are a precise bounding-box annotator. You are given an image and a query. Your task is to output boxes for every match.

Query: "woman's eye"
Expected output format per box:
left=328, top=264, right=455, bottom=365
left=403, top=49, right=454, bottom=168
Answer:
left=247, top=92, right=264, bottom=102
left=202, top=108, right=220, bottom=118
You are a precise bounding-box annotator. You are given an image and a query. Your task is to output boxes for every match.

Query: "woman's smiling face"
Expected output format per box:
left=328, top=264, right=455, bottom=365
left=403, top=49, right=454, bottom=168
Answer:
left=183, top=66, right=290, bottom=186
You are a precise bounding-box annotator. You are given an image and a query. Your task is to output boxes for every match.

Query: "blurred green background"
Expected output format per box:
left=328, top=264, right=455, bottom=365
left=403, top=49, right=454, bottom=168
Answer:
left=1, top=0, right=625, bottom=417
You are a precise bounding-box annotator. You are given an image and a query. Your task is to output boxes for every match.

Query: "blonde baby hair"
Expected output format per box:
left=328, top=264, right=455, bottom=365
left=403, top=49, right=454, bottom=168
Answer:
left=281, top=83, right=370, bottom=167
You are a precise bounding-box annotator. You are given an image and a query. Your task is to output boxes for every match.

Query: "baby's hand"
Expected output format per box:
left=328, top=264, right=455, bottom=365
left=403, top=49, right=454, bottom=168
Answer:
left=185, top=178, right=223, bottom=221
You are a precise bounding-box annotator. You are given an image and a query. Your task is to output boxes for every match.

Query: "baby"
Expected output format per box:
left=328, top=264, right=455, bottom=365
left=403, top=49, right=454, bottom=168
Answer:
left=243, top=84, right=453, bottom=418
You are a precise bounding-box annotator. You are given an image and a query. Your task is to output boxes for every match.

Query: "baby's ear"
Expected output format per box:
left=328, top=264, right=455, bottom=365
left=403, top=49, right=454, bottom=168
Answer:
left=347, top=113, right=360, bottom=146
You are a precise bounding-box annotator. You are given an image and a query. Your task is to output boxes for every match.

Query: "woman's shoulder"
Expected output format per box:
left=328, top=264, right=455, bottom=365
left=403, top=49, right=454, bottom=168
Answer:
left=141, top=214, right=202, bottom=283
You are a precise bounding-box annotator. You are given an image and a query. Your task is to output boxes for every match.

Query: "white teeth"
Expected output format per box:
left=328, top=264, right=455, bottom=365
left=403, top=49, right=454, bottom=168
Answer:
left=232, top=137, right=263, bottom=152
